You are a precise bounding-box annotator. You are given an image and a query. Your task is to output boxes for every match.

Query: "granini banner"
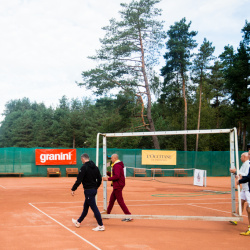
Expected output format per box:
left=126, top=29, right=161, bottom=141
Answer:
left=141, top=150, right=177, bottom=165
left=35, top=149, right=77, bottom=165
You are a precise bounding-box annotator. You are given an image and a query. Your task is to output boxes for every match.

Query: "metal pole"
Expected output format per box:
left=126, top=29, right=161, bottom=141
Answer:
left=234, top=127, right=241, bottom=216
left=230, top=130, right=236, bottom=214
left=103, top=135, right=107, bottom=211
left=96, top=133, right=100, bottom=167
left=204, top=170, right=207, bottom=187
left=95, top=133, right=101, bottom=205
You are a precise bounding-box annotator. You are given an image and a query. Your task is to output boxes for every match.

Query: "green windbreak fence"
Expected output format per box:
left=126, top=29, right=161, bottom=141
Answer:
left=0, top=147, right=243, bottom=177
left=0, top=148, right=96, bottom=177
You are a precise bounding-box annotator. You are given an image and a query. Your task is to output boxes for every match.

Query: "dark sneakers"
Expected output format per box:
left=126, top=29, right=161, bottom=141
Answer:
left=121, top=218, right=133, bottom=222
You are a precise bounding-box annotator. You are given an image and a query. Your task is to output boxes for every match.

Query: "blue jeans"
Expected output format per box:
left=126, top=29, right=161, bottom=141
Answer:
left=78, top=189, right=103, bottom=226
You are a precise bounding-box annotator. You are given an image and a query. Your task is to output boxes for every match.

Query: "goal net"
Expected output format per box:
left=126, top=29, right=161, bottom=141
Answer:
left=125, top=167, right=206, bottom=186
left=96, top=128, right=242, bottom=222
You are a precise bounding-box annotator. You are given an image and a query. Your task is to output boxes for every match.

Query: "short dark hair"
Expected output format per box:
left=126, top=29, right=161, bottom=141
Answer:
left=81, top=153, right=89, bottom=160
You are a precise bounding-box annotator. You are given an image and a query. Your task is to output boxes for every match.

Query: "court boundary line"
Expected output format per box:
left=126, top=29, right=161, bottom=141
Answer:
left=29, top=203, right=102, bottom=250
left=31, top=197, right=233, bottom=205
left=0, top=185, right=6, bottom=189
left=43, top=202, right=233, bottom=210
left=33, top=199, right=242, bottom=217
left=30, top=200, right=241, bottom=222
left=188, top=203, right=248, bottom=218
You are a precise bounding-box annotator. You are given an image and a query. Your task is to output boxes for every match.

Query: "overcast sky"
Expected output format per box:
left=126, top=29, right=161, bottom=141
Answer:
left=0, top=0, right=249, bottom=122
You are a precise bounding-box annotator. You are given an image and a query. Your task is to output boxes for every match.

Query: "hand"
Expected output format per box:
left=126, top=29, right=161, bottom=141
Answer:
left=229, top=168, right=236, bottom=174
left=236, top=175, right=242, bottom=180
left=71, top=191, right=75, bottom=196
left=103, top=177, right=109, bottom=181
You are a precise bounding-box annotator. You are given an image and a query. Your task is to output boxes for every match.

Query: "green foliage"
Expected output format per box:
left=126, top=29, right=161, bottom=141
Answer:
left=80, top=0, right=166, bottom=96
left=78, top=0, right=167, bottom=149
left=241, top=20, right=250, bottom=46
left=219, top=23, right=250, bottom=150
left=161, top=18, right=198, bottom=76
left=160, top=17, right=198, bottom=150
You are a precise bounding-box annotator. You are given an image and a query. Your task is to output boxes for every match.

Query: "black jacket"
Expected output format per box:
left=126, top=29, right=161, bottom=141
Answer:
left=239, top=164, right=250, bottom=191
left=71, top=160, right=102, bottom=191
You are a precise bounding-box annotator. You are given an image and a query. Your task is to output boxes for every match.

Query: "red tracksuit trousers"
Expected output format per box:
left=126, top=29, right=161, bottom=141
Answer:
left=107, top=188, right=131, bottom=214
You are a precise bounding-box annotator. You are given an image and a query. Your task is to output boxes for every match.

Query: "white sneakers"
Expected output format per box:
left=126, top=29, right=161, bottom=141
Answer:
left=72, top=218, right=105, bottom=231
left=72, top=218, right=80, bottom=228
left=92, top=225, right=105, bottom=231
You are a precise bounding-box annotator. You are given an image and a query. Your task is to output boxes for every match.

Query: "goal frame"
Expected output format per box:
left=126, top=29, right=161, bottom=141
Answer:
left=96, top=128, right=242, bottom=221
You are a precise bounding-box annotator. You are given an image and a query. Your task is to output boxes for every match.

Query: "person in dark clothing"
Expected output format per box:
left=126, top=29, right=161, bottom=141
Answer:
left=103, top=154, right=132, bottom=222
left=71, top=153, right=105, bottom=231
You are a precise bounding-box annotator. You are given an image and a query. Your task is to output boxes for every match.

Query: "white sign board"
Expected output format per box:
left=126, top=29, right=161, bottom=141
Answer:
left=193, top=169, right=205, bottom=187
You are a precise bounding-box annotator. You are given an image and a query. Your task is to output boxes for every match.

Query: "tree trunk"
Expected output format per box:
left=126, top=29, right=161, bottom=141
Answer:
left=144, top=75, right=160, bottom=149
left=73, top=134, right=75, bottom=149
left=139, top=29, right=160, bottom=149
left=182, top=72, right=187, bottom=151
left=196, top=79, right=202, bottom=151
left=243, top=123, right=246, bottom=151
left=237, top=121, right=241, bottom=136
left=216, top=96, right=219, bottom=129
left=237, top=121, right=242, bottom=149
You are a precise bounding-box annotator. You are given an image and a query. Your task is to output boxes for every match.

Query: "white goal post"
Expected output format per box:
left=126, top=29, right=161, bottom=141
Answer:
left=96, top=128, right=242, bottom=221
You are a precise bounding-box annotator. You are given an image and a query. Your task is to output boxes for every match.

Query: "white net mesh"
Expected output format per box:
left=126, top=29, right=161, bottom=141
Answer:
left=125, top=167, right=198, bottom=186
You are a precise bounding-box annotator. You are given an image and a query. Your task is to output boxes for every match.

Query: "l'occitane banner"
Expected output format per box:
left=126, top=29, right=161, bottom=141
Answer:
left=35, top=149, right=77, bottom=165
left=141, top=150, right=176, bottom=165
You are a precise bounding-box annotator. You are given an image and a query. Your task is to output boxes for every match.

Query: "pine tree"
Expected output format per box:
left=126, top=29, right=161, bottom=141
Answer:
left=219, top=20, right=250, bottom=150
left=78, top=0, right=166, bottom=149
left=161, top=18, right=197, bottom=150
left=192, top=38, right=215, bottom=151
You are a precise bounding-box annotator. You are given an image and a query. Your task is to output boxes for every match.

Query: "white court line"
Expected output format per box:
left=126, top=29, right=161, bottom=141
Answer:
left=29, top=203, right=102, bottom=250
left=7, top=186, right=69, bottom=188
left=31, top=197, right=232, bottom=205
left=117, top=202, right=233, bottom=207
left=188, top=203, right=247, bottom=218
left=45, top=203, right=233, bottom=210
left=122, top=198, right=232, bottom=202
left=0, top=185, right=7, bottom=189
left=41, top=202, right=233, bottom=210
left=188, top=203, right=232, bottom=214
left=32, top=201, right=84, bottom=204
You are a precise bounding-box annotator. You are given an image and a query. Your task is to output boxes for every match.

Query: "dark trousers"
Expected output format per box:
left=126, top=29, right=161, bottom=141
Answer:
left=78, top=189, right=103, bottom=226
left=107, top=188, right=131, bottom=215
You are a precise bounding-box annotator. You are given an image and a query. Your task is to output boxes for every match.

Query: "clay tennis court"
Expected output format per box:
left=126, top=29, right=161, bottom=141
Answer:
left=0, top=176, right=249, bottom=250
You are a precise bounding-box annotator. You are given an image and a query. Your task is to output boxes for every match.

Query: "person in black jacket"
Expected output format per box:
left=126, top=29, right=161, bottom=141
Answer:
left=71, top=153, right=104, bottom=231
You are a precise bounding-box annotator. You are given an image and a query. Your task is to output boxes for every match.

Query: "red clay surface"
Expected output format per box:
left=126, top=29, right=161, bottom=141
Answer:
left=0, top=177, right=249, bottom=250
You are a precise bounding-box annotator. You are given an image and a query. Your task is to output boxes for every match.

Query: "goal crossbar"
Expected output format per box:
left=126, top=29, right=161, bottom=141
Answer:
left=101, top=214, right=243, bottom=222
left=100, top=129, right=233, bottom=138
left=96, top=128, right=242, bottom=221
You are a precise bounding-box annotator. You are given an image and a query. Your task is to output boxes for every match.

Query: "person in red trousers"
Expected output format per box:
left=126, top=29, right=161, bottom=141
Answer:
left=102, top=154, right=133, bottom=222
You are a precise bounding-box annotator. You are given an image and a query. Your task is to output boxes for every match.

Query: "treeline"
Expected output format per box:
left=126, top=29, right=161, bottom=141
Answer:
left=0, top=95, right=156, bottom=149
left=0, top=0, right=249, bottom=151
left=0, top=86, right=248, bottom=151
